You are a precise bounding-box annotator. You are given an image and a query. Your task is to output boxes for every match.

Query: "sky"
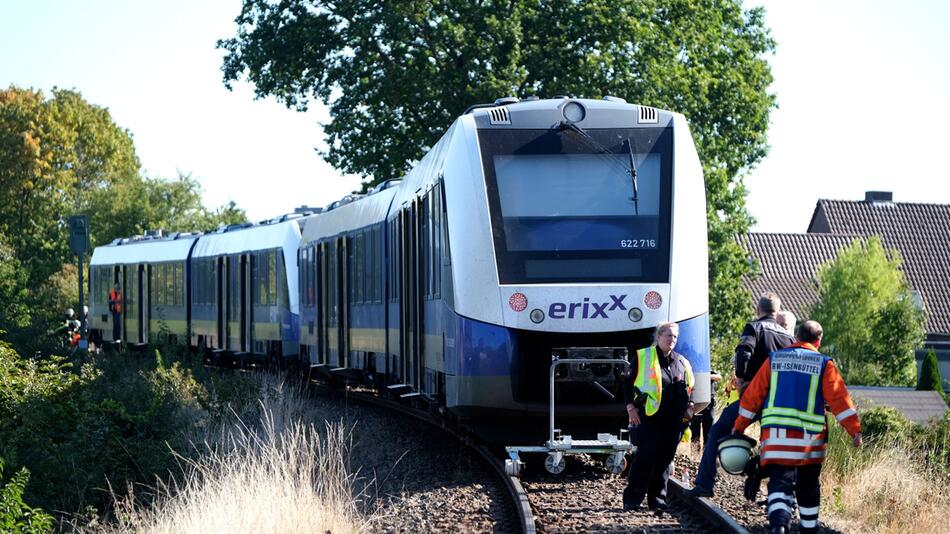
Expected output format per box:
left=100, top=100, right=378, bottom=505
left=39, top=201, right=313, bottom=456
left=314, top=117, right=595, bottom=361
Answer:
left=2, top=1, right=949, bottom=232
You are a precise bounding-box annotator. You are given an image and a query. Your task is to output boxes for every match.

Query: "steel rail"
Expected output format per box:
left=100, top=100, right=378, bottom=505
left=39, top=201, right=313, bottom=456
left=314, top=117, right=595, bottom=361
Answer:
left=667, top=478, right=750, bottom=534
left=312, top=382, right=536, bottom=534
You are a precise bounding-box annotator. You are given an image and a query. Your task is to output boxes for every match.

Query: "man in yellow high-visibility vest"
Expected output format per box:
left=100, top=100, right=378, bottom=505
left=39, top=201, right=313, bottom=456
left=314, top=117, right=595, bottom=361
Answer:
left=621, top=321, right=694, bottom=511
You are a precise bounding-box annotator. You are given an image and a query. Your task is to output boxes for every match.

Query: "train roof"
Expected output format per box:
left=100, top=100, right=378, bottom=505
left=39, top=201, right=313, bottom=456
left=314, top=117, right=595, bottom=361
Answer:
left=301, top=186, right=398, bottom=244
left=90, top=234, right=198, bottom=266
left=192, top=218, right=303, bottom=259
left=467, top=96, right=675, bottom=130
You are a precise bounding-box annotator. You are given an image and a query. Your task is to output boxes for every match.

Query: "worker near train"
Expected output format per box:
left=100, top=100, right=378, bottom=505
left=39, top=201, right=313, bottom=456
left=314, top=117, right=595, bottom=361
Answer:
left=622, top=321, right=694, bottom=511
left=691, top=292, right=793, bottom=497
left=108, top=282, right=122, bottom=343
left=732, top=320, right=862, bottom=534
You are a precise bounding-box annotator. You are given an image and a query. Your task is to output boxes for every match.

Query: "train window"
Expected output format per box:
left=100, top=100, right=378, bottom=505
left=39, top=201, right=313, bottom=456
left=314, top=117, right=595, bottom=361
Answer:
left=479, top=127, right=673, bottom=284
left=378, top=225, right=383, bottom=302
left=268, top=251, right=277, bottom=306
left=433, top=185, right=442, bottom=298
left=151, top=266, right=159, bottom=306
left=420, top=194, right=430, bottom=298
left=176, top=263, right=184, bottom=306
left=277, top=249, right=287, bottom=308
left=440, top=180, right=451, bottom=268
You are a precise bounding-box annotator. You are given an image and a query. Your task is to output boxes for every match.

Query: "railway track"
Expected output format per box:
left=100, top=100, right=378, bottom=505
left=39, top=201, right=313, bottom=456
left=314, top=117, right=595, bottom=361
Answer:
left=311, top=376, right=749, bottom=534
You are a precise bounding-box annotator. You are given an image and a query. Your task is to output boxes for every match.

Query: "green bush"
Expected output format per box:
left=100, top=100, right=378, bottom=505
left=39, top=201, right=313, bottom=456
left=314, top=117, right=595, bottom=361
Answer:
left=911, top=411, right=950, bottom=475
left=0, top=457, right=53, bottom=534
left=859, top=405, right=913, bottom=441
left=0, top=340, right=258, bottom=519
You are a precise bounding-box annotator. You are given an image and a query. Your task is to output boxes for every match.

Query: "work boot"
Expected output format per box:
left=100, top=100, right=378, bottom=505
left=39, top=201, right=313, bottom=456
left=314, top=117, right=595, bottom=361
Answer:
left=769, top=526, right=788, bottom=534
left=622, top=501, right=641, bottom=511
left=647, top=498, right=668, bottom=511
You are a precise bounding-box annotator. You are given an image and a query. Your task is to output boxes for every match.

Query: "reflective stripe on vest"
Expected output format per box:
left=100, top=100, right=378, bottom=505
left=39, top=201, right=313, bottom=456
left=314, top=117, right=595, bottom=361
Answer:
left=761, top=347, right=830, bottom=433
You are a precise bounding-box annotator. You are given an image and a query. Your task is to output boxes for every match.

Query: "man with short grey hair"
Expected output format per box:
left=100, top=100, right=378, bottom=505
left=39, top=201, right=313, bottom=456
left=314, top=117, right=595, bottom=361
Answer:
left=776, top=310, right=796, bottom=336
left=689, top=291, right=794, bottom=497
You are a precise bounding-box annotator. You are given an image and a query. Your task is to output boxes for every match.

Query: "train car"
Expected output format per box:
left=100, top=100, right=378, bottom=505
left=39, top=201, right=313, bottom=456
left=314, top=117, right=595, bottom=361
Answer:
left=457, top=97, right=710, bottom=441
left=189, top=217, right=306, bottom=360
left=89, top=232, right=199, bottom=346
left=311, top=96, right=710, bottom=442
left=86, top=96, right=710, bottom=446
left=299, top=184, right=397, bottom=381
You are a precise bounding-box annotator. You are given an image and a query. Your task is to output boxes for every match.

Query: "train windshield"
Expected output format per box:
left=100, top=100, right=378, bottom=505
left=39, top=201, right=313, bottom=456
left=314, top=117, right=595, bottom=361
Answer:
left=479, top=126, right=673, bottom=284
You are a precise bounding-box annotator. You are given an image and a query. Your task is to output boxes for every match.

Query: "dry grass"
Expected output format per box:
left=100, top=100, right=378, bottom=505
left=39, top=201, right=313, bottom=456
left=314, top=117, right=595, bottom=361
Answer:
left=820, top=442, right=950, bottom=534
left=88, top=376, right=369, bottom=534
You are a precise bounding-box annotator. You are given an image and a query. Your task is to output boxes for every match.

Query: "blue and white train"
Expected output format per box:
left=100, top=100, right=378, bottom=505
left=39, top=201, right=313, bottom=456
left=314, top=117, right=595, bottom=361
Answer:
left=89, top=97, right=710, bottom=443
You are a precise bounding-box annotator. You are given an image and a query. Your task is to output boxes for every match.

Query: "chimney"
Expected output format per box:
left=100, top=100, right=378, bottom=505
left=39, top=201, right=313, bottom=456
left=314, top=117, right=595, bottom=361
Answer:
left=864, top=191, right=893, bottom=203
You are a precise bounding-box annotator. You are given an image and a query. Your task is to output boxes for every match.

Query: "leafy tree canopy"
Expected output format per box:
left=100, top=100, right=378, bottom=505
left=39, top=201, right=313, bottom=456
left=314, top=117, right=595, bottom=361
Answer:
left=812, top=237, right=925, bottom=386
left=0, top=86, right=247, bottom=284
left=219, top=0, right=775, bottom=336
left=0, top=86, right=141, bottom=283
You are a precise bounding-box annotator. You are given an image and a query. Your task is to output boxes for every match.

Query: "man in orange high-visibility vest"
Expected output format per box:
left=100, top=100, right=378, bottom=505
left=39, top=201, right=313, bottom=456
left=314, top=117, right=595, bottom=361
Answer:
left=733, top=320, right=862, bottom=534
left=108, top=283, right=122, bottom=343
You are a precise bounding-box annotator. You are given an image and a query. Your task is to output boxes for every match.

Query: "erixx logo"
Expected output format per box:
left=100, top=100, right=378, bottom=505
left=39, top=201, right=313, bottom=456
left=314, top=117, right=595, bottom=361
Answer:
left=548, top=295, right=627, bottom=319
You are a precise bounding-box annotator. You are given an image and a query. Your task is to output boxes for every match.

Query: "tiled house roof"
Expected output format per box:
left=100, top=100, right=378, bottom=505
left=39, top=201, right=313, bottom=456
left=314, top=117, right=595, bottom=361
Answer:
left=738, top=233, right=864, bottom=322
left=807, top=197, right=950, bottom=335
left=848, top=386, right=948, bottom=425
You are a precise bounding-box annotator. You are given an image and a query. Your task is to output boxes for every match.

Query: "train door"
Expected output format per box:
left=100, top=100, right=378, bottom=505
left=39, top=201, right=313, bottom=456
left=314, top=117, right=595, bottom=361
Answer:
left=413, top=200, right=425, bottom=389
left=242, top=253, right=252, bottom=354
left=138, top=264, right=147, bottom=343
left=400, top=201, right=424, bottom=390
left=339, top=237, right=349, bottom=368
left=317, top=242, right=327, bottom=365
left=110, top=266, right=120, bottom=342
left=123, top=265, right=139, bottom=344
left=216, top=257, right=224, bottom=349
left=226, top=255, right=240, bottom=351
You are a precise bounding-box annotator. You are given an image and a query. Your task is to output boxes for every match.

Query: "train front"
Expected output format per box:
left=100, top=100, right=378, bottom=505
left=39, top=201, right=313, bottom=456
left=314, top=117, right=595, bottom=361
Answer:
left=440, top=97, right=710, bottom=443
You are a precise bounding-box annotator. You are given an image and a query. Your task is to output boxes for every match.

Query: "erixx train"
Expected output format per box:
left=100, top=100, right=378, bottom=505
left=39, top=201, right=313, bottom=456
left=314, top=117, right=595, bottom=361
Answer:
left=89, top=97, right=711, bottom=442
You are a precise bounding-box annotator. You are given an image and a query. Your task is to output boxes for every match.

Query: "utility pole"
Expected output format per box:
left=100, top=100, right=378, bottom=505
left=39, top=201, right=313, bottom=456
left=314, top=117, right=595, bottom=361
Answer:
left=69, top=215, right=89, bottom=350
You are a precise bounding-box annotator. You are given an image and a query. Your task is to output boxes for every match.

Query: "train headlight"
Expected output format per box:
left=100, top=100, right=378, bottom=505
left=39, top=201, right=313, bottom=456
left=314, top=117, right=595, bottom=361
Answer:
left=561, top=101, right=586, bottom=123
left=530, top=308, right=545, bottom=323
left=628, top=307, right=643, bottom=322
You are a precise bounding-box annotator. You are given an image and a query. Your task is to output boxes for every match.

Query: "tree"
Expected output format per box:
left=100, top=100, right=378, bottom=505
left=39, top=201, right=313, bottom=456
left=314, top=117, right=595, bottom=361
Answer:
left=0, top=86, right=142, bottom=285
left=0, top=236, right=31, bottom=335
left=218, top=0, right=776, bottom=337
left=917, top=349, right=944, bottom=393
left=93, top=173, right=248, bottom=240
left=0, top=87, right=247, bottom=351
left=811, top=237, right=925, bottom=386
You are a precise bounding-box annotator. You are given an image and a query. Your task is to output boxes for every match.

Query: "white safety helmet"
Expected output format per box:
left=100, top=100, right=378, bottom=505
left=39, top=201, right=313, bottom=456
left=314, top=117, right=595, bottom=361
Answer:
left=65, top=308, right=75, bottom=319
left=717, top=434, right=757, bottom=475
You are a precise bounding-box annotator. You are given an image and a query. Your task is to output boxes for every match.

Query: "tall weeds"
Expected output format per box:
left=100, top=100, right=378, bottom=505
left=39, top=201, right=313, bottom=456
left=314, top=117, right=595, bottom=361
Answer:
left=820, top=418, right=950, bottom=534
left=91, top=377, right=367, bottom=534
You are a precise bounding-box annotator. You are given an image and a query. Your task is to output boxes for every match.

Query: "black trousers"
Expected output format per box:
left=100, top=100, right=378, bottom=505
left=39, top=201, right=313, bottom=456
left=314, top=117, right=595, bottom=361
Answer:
left=689, top=404, right=713, bottom=444
left=623, top=412, right=683, bottom=506
left=112, top=312, right=121, bottom=341
left=765, top=463, right=822, bottom=533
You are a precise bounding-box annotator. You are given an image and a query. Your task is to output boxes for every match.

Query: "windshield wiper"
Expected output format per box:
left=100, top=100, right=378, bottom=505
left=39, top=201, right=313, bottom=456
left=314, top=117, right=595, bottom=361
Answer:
left=557, top=121, right=639, bottom=215
left=624, top=138, right=639, bottom=216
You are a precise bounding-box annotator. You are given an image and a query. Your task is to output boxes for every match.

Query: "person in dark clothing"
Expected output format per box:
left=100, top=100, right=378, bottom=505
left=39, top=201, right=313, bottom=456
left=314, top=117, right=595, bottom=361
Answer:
left=689, top=292, right=794, bottom=497
left=622, top=322, right=695, bottom=511
left=689, top=370, right=721, bottom=450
